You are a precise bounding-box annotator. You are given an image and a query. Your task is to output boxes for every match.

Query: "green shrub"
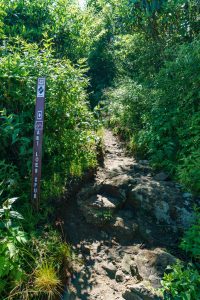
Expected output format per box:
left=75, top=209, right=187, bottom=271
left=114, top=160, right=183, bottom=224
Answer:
left=0, top=196, right=79, bottom=299
left=161, top=210, right=200, bottom=300
left=180, top=209, right=200, bottom=259
left=0, top=197, right=27, bottom=294
left=105, top=37, right=200, bottom=192
left=2, top=0, right=98, bottom=62
left=0, top=38, right=98, bottom=201
left=161, top=262, right=200, bottom=300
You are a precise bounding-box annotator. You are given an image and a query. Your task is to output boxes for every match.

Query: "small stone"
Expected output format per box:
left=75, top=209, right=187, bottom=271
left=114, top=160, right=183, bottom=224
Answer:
left=123, top=283, right=162, bottom=300
left=78, top=278, right=84, bottom=284
left=115, top=270, right=124, bottom=282
left=155, top=172, right=169, bottom=181
left=102, top=262, right=117, bottom=279
left=97, top=257, right=102, bottom=262
left=175, top=183, right=182, bottom=188
left=122, top=254, right=132, bottom=274
left=149, top=275, right=161, bottom=288
left=111, top=238, right=118, bottom=245
left=110, top=282, right=119, bottom=291
left=130, top=262, right=140, bottom=278
left=81, top=244, right=91, bottom=255
left=125, top=275, right=131, bottom=281
left=183, top=192, right=192, bottom=199
left=77, top=244, right=81, bottom=249
left=78, top=254, right=83, bottom=259
left=139, top=160, right=149, bottom=165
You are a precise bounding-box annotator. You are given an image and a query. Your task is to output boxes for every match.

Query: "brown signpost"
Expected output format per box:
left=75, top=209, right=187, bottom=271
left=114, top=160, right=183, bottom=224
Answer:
left=31, top=78, right=46, bottom=209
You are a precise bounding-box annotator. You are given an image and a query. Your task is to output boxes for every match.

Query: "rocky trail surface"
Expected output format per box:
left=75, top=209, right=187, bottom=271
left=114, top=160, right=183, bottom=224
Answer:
left=62, top=129, right=198, bottom=300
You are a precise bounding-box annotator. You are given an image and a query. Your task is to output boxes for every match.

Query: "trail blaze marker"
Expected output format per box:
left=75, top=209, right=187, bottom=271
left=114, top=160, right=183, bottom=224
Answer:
left=31, top=78, right=46, bottom=209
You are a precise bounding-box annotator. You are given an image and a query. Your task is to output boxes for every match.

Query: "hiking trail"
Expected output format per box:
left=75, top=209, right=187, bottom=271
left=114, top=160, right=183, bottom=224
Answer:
left=63, top=129, right=196, bottom=300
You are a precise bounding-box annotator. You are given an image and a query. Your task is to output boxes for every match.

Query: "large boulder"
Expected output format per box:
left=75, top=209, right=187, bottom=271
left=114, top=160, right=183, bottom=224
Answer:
left=77, top=183, right=126, bottom=226
left=77, top=165, right=197, bottom=244
left=123, top=283, right=162, bottom=300
left=102, top=262, right=117, bottom=279
left=109, top=210, right=139, bottom=241
left=134, top=248, right=176, bottom=288
left=128, top=177, right=195, bottom=231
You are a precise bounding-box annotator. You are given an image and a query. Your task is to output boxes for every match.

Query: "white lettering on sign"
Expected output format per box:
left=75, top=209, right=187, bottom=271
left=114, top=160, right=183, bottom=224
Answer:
left=32, top=77, right=46, bottom=208
left=37, top=111, right=43, bottom=120
left=37, top=78, right=45, bottom=98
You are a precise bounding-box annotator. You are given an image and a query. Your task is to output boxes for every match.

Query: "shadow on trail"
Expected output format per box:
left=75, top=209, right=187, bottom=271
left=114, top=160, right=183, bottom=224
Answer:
left=58, top=129, right=198, bottom=300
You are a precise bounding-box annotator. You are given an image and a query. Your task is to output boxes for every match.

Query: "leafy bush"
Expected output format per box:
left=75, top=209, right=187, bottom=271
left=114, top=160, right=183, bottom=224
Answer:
left=0, top=2, right=101, bottom=297
left=0, top=1, right=104, bottom=298
left=0, top=196, right=79, bottom=299
left=0, top=197, right=27, bottom=294
left=2, top=0, right=98, bottom=62
left=161, top=209, right=200, bottom=300
left=88, top=0, right=200, bottom=193
left=105, top=36, right=200, bottom=193
left=161, top=262, right=200, bottom=300
left=180, top=209, right=200, bottom=259
left=0, top=38, right=98, bottom=202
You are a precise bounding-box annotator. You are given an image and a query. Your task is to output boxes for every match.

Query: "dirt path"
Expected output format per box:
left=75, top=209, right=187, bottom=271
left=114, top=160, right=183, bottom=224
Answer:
left=95, top=130, right=135, bottom=183
left=63, top=129, right=196, bottom=300
left=64, top=130, right=140, bottom=300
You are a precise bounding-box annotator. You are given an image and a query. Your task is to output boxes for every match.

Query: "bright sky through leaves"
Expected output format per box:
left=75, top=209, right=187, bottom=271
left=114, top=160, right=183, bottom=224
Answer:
left=78, top=0, right=86, bottom=9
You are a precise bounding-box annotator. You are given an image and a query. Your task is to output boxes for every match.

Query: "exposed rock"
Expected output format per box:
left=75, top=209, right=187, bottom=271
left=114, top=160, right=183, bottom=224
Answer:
left=139, top=160, right=149, bottom=165
left=130, top=262, right=141, bottom=279
left=148, top=275, right=162, bottom=288
left=110, top=214, right=138, bottom=240
left=104, top=174, right=133, bottom=188
left=123, top=283, right=162, bottom=300
left=154, top=172, right=169, bottom=181
left=92, top=241, right=101, bottom=253
left=81, top=243, right=91, bottom=255
left=183, top=192, right=192, bottom=199
left=134, top=248, right=176, bottom=288
left=63, top=129, right=196, bottom=300
left=127, top=178, right=195, bottom=235
left=77, top=128, right=195, bottom=244
left=175, top=206, right=194, bottom=228
left=102, top=262, right=117, bottom=279
left=115, top=270, right=125, bottom=282
left=121, top=254, right=133, bottom=275
left=77, top=183, right=126, bottom=226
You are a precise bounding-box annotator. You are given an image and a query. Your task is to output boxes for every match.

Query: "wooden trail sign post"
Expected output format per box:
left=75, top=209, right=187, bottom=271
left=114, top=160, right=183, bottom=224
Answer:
left=31, top=78, right=46, bottom=209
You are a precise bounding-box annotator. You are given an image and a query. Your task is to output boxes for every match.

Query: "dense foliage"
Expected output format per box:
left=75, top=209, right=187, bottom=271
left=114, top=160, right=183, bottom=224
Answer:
left=161, top=210, right=200, bottom=299
left=0, top=0, right=200, bottom=298
left=2, top=0, right=95, bottom=61
left=1, top=39, right=97, bottom=199
left=0, top=0, right=99, bottom=298
left=86, top=2, right=200, bottom=298
left=89, top=0, right=200, bottom=194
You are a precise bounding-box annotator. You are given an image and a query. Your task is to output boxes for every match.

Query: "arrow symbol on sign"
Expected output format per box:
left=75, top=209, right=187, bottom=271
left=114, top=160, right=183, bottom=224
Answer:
left=38, top=86, right=44, bottom=94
